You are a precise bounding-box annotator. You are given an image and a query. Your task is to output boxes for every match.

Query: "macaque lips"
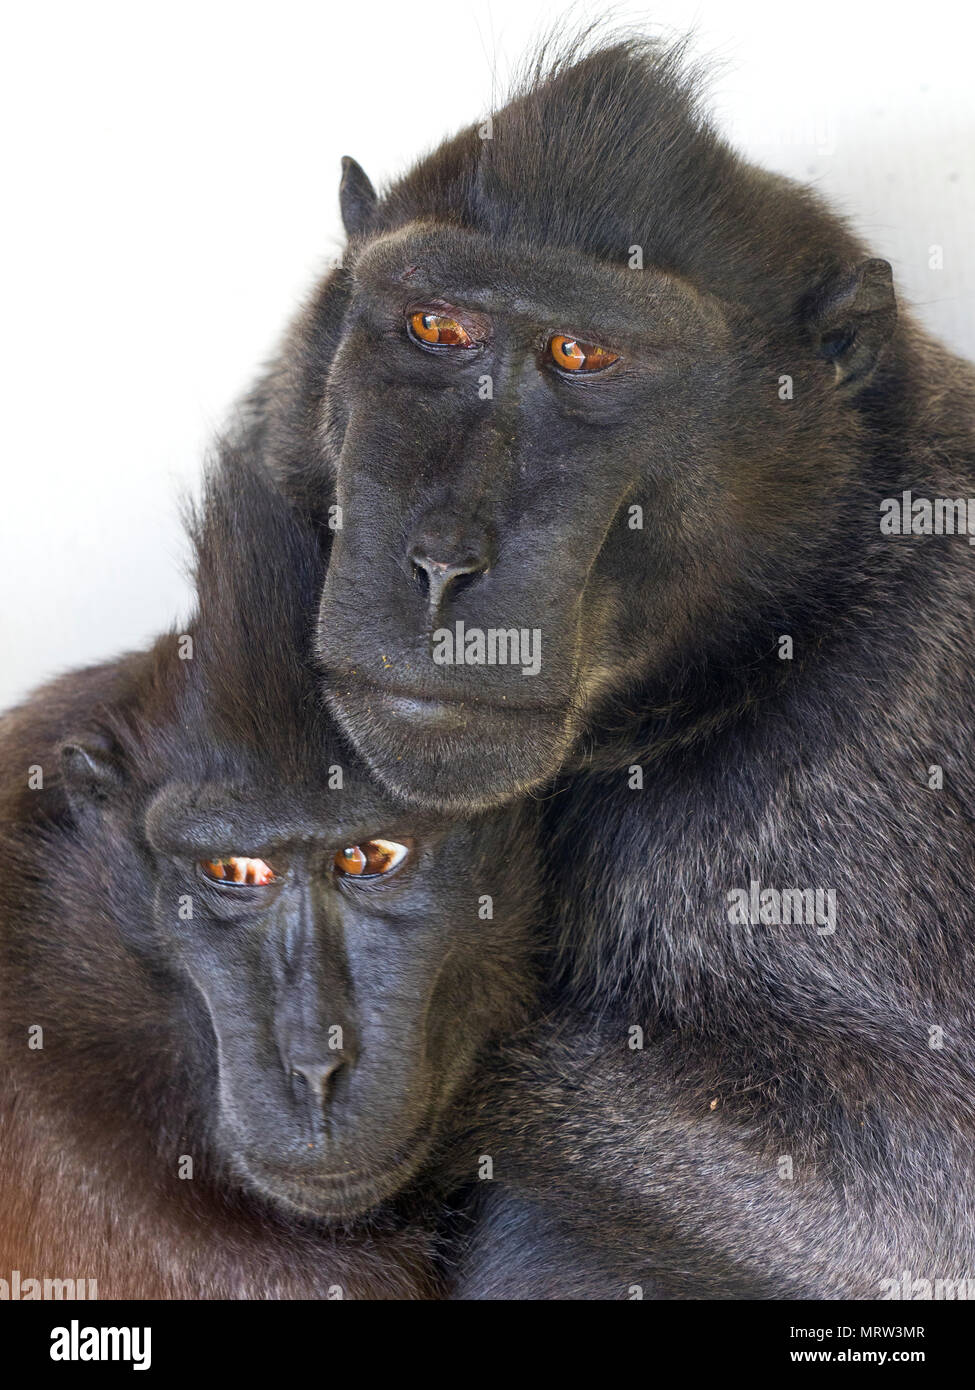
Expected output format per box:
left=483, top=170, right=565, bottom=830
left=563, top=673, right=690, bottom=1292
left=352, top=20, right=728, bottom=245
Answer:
left=201, top=856, right=276, bottom=886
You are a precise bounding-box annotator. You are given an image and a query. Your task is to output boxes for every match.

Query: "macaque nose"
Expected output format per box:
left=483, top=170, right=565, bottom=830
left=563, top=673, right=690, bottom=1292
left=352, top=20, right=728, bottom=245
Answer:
left=289, top=1057, right=345, bottom=1106
left=409, top=544, right=489, bottom=612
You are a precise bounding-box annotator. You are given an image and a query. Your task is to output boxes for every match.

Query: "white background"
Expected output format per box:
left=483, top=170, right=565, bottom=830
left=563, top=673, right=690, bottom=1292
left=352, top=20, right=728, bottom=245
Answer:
left=2, top=0, right=972, bottom=710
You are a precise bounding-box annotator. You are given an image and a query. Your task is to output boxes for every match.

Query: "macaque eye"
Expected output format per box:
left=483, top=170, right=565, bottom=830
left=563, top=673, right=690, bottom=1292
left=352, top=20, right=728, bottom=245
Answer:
left=334, top=838, right=410, bottom=880
left=548, top=334, right=620, bottom=373
left=408, top=311, right=475, bottom=348
left=200, top=856, right=277, bottom=886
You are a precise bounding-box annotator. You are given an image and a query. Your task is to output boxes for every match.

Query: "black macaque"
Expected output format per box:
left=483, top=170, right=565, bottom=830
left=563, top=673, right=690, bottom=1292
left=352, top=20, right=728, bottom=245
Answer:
left=0, top=457, right=537, bottom=1298
left=232, top=36, right=975, bottom=1297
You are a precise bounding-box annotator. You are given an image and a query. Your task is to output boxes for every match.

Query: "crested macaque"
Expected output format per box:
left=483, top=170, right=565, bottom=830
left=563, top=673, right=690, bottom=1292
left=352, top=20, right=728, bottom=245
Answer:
left=0, top=458, right=537, bottom=1298
left=231, top=38, right=975, bottom=1295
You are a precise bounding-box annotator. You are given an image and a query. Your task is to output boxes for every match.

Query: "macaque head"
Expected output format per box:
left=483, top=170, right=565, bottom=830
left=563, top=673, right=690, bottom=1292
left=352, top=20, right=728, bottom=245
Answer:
left=60, top=727, right=534, bottom=1221
left=280, top=42, right=897, bottom=810
left=52, top=458, right=536, bottom=1222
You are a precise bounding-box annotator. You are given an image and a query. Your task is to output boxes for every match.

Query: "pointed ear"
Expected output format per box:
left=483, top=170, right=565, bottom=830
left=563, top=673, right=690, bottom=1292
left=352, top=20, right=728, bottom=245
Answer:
left=60, top=736, right=126, bottom=812
left=806, top=258, right=897, bottom=390
left=339, top=156, right=377, bottom=238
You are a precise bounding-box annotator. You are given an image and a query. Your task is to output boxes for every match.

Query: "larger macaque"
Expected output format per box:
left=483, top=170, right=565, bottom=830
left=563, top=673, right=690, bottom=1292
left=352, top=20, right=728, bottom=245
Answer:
left=233, top=37, right=975, bottom=1295
left=0, top=459, right=537, bottom=1298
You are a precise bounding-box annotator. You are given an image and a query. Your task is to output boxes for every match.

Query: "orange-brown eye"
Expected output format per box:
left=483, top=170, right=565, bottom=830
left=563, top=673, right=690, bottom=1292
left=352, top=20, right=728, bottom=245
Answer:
left=334, top=838, right=410, bottom=879
left=201, top=856, right=277, bottom=886
left=549, top=335, right=619, bottom=372
left=409, top=311, right=474, bottom=348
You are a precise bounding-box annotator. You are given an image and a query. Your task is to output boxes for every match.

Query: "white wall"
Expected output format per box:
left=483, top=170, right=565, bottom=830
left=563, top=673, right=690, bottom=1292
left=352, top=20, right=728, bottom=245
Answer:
left=2, top=0, right=972, bottom=709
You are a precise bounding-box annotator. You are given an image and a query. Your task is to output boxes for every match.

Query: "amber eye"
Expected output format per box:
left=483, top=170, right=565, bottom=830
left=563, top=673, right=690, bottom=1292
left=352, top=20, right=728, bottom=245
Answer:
left=334, top=838, right=410, bottom=880
left=200, top=856, right=277, bottom=886
left=408, top=311, right=474, bottom=348
left=549, top=335, right=619, bottom=373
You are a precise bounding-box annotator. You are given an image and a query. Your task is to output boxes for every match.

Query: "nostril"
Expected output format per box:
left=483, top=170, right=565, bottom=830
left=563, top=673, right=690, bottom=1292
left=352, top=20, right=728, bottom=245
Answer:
left=408, top=545, right=490, bottom=609
left=446, top=567, right=480, bottom=600
left=411, top=559, right=430, bottom=598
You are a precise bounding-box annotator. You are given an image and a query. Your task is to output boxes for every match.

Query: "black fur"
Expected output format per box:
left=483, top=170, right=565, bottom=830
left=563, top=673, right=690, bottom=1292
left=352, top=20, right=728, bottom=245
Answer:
left=227, top=36, right=975, bottom=1297
left=0, top=455, right=538, bottom=1298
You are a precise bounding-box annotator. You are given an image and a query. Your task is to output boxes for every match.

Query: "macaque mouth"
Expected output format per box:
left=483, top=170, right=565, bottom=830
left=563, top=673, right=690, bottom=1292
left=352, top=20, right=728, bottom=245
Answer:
left=323, top=671, right=563, bottom=719
left=240, top=1140, right=434, bottom=1218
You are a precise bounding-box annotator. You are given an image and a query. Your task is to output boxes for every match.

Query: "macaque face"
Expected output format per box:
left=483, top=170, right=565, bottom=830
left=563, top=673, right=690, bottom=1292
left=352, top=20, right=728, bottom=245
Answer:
left=316, top=223, right=754, bottom=810
left=66, top=742, right=535, bottom=1222
left=312, top=215, right=875, bottom=812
